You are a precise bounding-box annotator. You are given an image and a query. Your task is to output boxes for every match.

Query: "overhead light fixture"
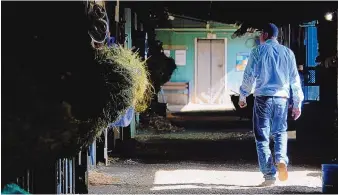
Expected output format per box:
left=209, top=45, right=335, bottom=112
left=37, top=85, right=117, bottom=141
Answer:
left=168, top=15, right=175, bottom=21
left=324, top=12, right=333, bottom=21
left=166, top=12, right=175, bottom=21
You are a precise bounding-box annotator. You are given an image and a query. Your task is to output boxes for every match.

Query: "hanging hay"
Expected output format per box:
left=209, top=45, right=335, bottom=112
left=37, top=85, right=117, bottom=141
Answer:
left=2, top=46, right=138, bottom=183
left=2, top=2, right=151, bottom=185
left=97, top=45, right=154, bottom=112
left=2, top=44, right=152, bottom=184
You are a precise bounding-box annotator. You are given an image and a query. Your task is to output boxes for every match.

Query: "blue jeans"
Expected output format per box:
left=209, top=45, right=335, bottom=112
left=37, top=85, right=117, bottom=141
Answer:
left=253, top=96, right=289, bottom=181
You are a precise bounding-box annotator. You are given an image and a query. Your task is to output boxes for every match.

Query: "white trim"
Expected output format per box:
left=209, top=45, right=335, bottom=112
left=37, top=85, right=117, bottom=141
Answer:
left=193, top=38, right=198, bottom=104
left=224, top=38, right=228, bottom=97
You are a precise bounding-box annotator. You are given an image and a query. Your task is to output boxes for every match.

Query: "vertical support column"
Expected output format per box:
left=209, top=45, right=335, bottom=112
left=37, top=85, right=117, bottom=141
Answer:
left=91, top=140, right=96, bottom=168
left=124, top=8, right=132, bottom=49
left=145, top=31, right=148, bottom=59
left=135, top=113, right=140, bottom=128
left=72, top=157, right=76, bottom=194
left=134, top=12, right=138, bottom=31
left=62, top=159, right=65, bottom=193
left=26, top=170, right=30, bottom=193
left=336, top=10, right=338, bottom=107
left=75, top=149, right=88, bottom=194
left=130, top=112, right=136, bottom=139
left=115, top=0, right=120, bottom=43
left=65, top=159, right=68, bottom=194
left=124, top=8, right=136, bottom=141
left=113, top=127, right=120, bottom=148
left=317, top=15, right=337, bottom=151
left=288, top=24, right=291, bottom=48
left=336, top=9, right=338, bottom=52
left=104, top=127, right=108, bottom=166
left=57, top=159, right=62, bottom=194
left=69, top=158, right=73, bottom=194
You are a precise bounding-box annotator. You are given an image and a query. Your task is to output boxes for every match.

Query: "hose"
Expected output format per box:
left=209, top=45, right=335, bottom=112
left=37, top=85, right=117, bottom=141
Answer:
left=86, top=1, right=109, bottom=44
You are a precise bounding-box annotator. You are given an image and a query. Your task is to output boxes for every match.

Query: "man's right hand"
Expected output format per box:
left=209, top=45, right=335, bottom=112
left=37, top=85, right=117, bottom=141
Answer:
left=291, top=108, right=301, bottom=120
left=239, top=101, right=247, bottom=108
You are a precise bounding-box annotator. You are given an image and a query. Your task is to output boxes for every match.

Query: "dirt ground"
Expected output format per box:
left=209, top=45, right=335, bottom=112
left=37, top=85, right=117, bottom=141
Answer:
left=89, top=118, right=330, bottom=194
left=89, top=160, right=322, bottom=194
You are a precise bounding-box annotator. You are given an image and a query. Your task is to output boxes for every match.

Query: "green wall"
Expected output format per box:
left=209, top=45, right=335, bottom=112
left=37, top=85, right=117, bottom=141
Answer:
left=155, top=30, right=255, bottom=95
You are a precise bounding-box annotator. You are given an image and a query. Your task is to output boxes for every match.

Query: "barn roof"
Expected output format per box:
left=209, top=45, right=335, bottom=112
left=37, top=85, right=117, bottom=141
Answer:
left=127, top=1, right=338, bottom=35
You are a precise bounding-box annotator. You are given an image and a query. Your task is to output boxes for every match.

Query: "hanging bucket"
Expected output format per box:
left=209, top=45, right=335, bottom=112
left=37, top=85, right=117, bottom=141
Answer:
left=322, top=164, right=338, bottom=194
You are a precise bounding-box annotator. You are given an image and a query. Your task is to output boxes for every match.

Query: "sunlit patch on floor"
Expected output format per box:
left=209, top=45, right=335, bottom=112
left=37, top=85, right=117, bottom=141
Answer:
left=150, top=169, right=321, bottom=191
left=167, top=103, right=236, bottom=113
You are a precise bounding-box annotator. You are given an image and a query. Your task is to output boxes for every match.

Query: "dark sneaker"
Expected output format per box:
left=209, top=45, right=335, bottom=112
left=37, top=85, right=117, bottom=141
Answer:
left=277, top=162, right=288, bottom=181
left=257, top=180, right=276, bottom=187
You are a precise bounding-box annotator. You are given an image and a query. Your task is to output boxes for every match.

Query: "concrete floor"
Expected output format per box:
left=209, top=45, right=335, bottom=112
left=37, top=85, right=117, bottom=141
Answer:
left=89, top=161, right=322, bottom=194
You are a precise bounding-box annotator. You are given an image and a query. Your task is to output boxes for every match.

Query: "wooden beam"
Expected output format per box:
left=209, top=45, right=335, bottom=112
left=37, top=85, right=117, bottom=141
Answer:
left=162, top=85, right=188, bottom=90
left=164, top=82, right=189, bottom=86
left=162, top=45, right=187, bottom=50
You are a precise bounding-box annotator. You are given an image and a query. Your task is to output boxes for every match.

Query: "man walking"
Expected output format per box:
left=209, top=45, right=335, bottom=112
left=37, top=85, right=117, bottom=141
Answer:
left=239, top=23, right=304, bottom=186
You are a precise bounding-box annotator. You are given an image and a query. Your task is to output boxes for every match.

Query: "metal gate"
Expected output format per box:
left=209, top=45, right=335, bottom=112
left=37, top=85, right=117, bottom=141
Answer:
left=56, top=158, right=76, bottom=194
left=12, top=150, right=88, bottom=194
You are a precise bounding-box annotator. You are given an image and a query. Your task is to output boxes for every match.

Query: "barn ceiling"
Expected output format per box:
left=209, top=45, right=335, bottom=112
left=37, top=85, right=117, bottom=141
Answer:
left=126, top=1, right=338, bottom=35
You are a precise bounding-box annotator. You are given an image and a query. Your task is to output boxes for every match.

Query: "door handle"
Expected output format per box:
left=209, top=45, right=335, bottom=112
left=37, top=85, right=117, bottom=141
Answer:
left=218, top=64, right=223, bottom=67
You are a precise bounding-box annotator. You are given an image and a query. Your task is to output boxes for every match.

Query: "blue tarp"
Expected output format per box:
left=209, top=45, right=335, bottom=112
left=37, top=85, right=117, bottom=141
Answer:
left=2, top=184, right=29, bottom=194
left=107, top=36, right=115, bottom=47
left=88, top=107, right=134, bottom=164
left=109, top=107, right=135, bottom=128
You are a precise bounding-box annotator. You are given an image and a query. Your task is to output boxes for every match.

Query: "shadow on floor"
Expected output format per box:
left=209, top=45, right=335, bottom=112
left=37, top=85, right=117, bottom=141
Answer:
left=307, top=172, right=322, bottom=177
left=131, top=138, right=332, bottom=167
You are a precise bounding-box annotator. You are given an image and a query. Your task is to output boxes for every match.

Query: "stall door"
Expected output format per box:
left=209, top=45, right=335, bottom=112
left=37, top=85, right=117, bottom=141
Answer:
left=195, top=39, right=226, bottom=104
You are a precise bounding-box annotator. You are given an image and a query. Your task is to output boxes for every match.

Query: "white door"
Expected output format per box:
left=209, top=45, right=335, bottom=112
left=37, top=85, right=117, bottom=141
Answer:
left=195, top=39, right=227, bottom=105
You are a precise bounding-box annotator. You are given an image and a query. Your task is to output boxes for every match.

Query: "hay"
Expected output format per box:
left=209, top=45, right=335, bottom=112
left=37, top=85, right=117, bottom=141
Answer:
left=2, top=2, right=150, bottom=184
left=2, top=44, right=151, bottom=183
left=97, top=45, right=153, bottom=112
left=2, top=50, right=136, bottom=172
left=2, top=54, right=133, bottom=185
left=138, top=113, right=185, bottom=132
left=88, top=170, right=120, bottom=186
